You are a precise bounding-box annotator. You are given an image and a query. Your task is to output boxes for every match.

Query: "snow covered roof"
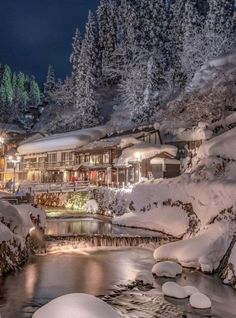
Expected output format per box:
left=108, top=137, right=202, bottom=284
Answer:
left=0, top=123, right=25, bottom=134
left=18, top=126, right=113, bottom=155
left=77, top=132, right=145, bottom=152
left=116, top=141, right=177, bottom=166
left=163, top=123, right=213, bottom=143
left=150, top=158, right=180, bottom=165
left=198, top=127, right=236, bottom=160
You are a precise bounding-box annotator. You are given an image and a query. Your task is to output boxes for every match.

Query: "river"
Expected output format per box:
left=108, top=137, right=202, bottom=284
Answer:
left=0, top=218, right=235, bottom=318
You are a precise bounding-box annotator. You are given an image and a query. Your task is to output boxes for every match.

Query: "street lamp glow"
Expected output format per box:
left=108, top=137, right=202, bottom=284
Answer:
left=0, top=136, right=4, bottom=145
left=7, top=155, right=21, bottom=193
left=134, top=152, right=141, bottom=161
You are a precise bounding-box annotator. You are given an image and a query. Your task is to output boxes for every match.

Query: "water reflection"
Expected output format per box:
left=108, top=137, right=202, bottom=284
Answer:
left=0, top=249, right=236, bottom=318
left=46, top=218, right=162, bottom=237
left=0, top=249, right=154, bottom=318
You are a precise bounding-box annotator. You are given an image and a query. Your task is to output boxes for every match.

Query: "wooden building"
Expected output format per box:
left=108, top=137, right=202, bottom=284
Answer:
left=74, top=128, right=161, bottom=186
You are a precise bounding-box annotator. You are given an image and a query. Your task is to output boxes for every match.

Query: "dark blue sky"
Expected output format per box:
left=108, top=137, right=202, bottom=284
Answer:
left=0, top=0, right=100, bottom=83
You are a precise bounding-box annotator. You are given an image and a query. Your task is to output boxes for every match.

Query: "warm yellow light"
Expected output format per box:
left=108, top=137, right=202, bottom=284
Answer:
left=17, top=156, right=21, bottom=161
left=134, top=152, right=141, bottom=160
left=8, top=155, right=13, bottom=161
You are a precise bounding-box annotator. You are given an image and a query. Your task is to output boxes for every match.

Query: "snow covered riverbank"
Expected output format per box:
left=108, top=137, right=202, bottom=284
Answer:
left=0, top=201, right=46, bottom=275
left=96, top=128, right=236, bottom=288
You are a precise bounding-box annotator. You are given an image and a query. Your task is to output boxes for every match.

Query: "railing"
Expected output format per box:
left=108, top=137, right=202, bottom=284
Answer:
left=22, top=161, right=77, bottom=170
left=19, top=181, right=91, bottom=194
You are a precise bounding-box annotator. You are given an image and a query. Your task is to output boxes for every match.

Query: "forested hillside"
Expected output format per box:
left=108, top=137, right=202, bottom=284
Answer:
left=0, top=64, right=42, bottom=130
left=3, top=0, right=236, bottom=133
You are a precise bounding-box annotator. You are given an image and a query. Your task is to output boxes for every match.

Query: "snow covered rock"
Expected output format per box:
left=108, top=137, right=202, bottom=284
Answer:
left=162, top=282, right=188, bottom=299
left=154, top=223, right=232, bottom=272
left=135, top=270, right=154, bottom=285
left=113, top=206, right=188, bottom=238
left=183, top=286, right=199, bottom=297
left=33, top=293, right=123, bottom=318
left=222, top=243, right=236, bottom=289
left=85, top=199, right=99, bottom=214
left=189, top=292, right=211, bottom=309
left=152, top=261, right=182, bottom=278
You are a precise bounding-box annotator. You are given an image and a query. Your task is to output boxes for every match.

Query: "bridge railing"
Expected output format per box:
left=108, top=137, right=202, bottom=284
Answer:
left=19, top=181, right=91, bottom=194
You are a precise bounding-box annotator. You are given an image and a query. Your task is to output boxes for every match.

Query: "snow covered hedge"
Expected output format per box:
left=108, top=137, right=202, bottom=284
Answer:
left=0, top=201, right=46, bottom=275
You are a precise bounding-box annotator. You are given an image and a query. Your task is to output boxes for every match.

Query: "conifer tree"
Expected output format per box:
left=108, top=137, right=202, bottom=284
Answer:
left=97, top=0, right=117, bottom=82
left=0, top=65, right=13, bottom=105
left=29, top=76, right=41, bottom=106
left=70, top=28, right=82, bottom=101
left=74, top=11, right=100, bottom=128
left=43, top=64, right=55, bottom=105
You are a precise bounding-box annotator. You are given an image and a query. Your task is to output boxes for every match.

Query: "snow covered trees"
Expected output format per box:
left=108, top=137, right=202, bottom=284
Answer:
left=38, top=0, right=236, bottom=132
left=71, top=11, right=101, bottom=129
left=43, top=64, right=55, bottom=106
left=0, top=65, right=41, bottom=129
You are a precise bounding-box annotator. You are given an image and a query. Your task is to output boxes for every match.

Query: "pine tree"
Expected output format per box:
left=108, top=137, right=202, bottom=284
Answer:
left=0, top=65, right=13, bottom=105
left=97, top=0, right=117, bottom=83
left=70, top=28, right=82, bottom=101
left=29, top=76, right=41, bottom=106
left=74, top=11, right=100, bottom=128
left=43, top=64, right=55, bottom=105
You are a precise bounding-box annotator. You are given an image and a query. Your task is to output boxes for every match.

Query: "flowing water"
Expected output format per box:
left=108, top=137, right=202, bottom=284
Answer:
left=0, top=248, right=236, bottom=318
left=0, top=218, right=236, bottom=318
left=45, top=217, right=163, bottom=237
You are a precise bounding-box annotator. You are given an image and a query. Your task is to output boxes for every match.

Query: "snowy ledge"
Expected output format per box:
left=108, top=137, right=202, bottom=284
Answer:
left=0, top=201, right=46, bottom=275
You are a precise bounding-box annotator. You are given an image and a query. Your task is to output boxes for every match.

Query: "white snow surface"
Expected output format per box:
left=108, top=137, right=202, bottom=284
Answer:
left=189, top=293, right=212, bottom=309
left=135, top=270, right=154, bottom=285
left=0, top=222, right=14, bottom=242
left=0, top=201, right=46, bottom=242
left=33, top=293, right=123, bottom=318
left=113, top=206, right=188, bottom=237
left=17, top=126, right=113, bottom=155
left=85, top=200, right=99, bottom=214
left=154, top=223, right=232, bottom=272
left=162, top=282, right=188, bottom=299
left=152, top=261, right=182, bottom=278
left=163, top=122, right=213, bottom=142
left=183, top=286, right=199, bottom=297
left=116, top=142, right=177, bottom=166
left=127, top=177, right=236, bottom=227
left=198, top=127, right=236, bottom=161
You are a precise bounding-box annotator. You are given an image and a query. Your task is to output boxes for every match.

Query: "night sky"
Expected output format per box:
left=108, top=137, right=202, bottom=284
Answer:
left=0, top=0, right=100, bottom=83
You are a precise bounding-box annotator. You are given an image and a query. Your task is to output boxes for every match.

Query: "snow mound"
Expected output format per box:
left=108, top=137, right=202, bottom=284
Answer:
left=85, top=200, right=99, bottom=214
left=189, top=292, right=211, bottom=309
left=135, top=270, right=154, bottom=285
left=152, top=261, right=182, bottom=278
left=183, top=286, right=199, bottom=297
left=0, top=200, right=24, bottom=233
left=162, top=282, right=187, bottom=299
left=113, top=206, right=188, bottom=237
left=198, top=127, right=236, bottom=161
left=154, top=223, right=232, bottom=272
left=33, top=293, right=123, bottom=318
left=0, top=222, right=14, bottom=242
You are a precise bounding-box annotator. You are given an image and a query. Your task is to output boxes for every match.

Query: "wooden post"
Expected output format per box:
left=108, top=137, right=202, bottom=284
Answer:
left=116, top=168, right=119, bottom=187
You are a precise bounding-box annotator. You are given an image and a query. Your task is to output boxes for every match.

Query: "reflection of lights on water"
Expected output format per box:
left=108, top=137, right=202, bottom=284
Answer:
left=25, top=264, right=37, bottom=297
